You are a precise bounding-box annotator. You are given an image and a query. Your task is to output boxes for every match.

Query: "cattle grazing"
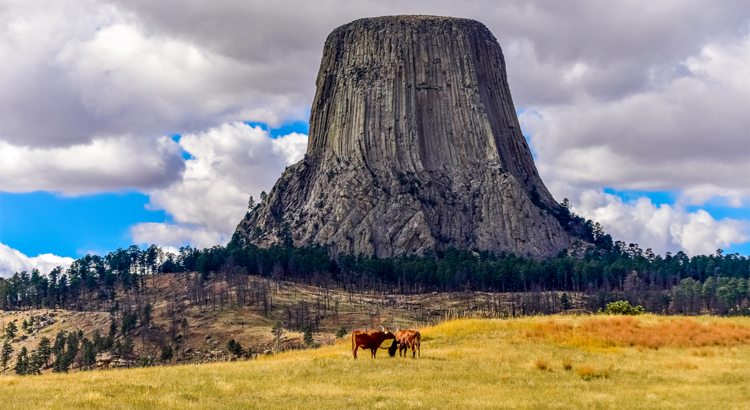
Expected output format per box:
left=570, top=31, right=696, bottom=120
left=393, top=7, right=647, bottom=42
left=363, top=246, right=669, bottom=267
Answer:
left=351, top=326, right=395, bottom=359
left=387, top=339, right=399, bottom=357
left=395, top=329, right=421, bottom=358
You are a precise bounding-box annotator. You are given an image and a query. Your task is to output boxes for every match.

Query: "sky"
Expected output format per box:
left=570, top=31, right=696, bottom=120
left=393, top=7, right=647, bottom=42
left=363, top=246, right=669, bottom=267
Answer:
left=1, top=0, right=748, bottom=277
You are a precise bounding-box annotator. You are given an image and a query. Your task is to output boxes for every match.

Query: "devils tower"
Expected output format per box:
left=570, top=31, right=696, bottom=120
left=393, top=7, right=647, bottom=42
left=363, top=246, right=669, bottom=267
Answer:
left=236, top=16, right=580, bottom=258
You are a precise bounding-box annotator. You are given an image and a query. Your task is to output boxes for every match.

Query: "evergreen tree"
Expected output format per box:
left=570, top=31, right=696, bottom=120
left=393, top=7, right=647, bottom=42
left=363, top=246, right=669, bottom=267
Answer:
left=91, top=329, right=104, bottom=352
left=14, top=347, right=28, bottom=375
left=335, top=326, right=348, bottom=339
left=1, top=340, right=12, bottom=372
left=121, top=310, right=137, bottom=335
left=271, top=320, right=284, bottom=350
left=21, top=319, right=28, bottom=333
left=119, top=337, right=134, bottom=359
left=36, top=336, right=51, bottom=368
left=52, top=352, right=70, bottom=373
left=65, top=331, right=80, bottom=366
left=141, top=303, right=153, bottom=328
left=27, top=351, right=43, bottom=375
left=80, top=338, right=96, bottom=368
left=302, top=324, right=315, bottom=347
left=5, top=322, right=17, bottom=340
left=160, top=345, right=173, bottom=362
left=108, top=321, right=117, bottom=339
left=180, top=318, right=189, bottom=346
left=227, top=339, right=242, bottom=356
left=52, top=330, right=66, bottom=354
left=560, top=293, right=572, bottom=310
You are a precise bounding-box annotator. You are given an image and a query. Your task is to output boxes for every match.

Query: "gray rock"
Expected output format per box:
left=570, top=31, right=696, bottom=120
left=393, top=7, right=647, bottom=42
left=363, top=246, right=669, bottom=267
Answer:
left=236, top=16, right=582, bottom=258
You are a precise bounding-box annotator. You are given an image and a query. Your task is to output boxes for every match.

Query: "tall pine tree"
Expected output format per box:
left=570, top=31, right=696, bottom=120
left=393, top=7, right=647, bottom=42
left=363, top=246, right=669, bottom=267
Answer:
left=1, top=341, right=12, bottom=372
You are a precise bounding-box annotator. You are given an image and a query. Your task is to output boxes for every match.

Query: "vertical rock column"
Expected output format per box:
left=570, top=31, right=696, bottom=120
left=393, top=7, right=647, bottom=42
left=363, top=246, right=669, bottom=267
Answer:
left=236, top=16, right=576, bottom=258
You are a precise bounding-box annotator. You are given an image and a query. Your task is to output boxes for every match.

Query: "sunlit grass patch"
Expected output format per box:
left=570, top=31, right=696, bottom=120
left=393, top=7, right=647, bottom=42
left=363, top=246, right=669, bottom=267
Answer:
left=688, top=347, right=717, bottom=357
left=525, top=315, right=750, bottom=348
left=577, top=365, right=596, bottom=379
left=664, top=360, right=698, bottom=370
left=562, top=357, right=572, bottom=370
left=535, top=359, right=548, bottom=370
left=2, top=315, right=749, bottom=410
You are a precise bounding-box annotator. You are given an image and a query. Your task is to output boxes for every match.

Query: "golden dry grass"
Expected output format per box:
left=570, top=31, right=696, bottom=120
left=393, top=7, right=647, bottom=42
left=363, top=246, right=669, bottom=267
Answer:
left=524, top=315, right=750, bottom=348
left=535, top=359, right=548, bottom=370
left=562, top=357, right=572, bottom=371
left=0, top=314, right=748, bottom=409
left=577, top=365, right=596, bottom=379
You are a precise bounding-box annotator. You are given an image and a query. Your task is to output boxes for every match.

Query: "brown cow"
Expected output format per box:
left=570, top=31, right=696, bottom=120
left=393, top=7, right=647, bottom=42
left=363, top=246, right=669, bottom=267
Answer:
left=395, top=329, right=421, bottom=358
left=351, top=326, right=395, bottom=359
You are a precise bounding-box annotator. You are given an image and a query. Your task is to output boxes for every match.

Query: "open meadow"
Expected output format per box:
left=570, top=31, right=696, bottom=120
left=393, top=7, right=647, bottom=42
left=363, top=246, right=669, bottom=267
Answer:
left=1, top=314, right=749, bottom=409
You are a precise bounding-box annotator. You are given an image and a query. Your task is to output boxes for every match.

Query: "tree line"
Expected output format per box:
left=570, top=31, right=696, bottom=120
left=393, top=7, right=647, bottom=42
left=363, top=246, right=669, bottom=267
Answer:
left=0, top=237, right=747, bottom=315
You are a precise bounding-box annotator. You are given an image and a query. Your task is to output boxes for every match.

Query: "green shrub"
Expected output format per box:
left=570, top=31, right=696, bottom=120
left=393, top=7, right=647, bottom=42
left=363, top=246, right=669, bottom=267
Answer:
left=134, top=356, right=154, bottom=368
left=560, top=293, right=572, bottom=310
left=334, top=326, right=347, bottom=339
left=227, top=339, right=243, bottom=356
left=302, top=324, right=315, bottom=347
left=600, top=300, right=645, bottom=315
left=160, top=345, right=173, bottom=362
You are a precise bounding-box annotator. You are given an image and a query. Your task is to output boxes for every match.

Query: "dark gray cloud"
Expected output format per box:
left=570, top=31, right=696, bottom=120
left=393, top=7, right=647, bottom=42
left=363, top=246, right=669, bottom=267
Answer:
left=5, top=0, right=747, bottom=151
left=110, top=0, right=749, bottom=105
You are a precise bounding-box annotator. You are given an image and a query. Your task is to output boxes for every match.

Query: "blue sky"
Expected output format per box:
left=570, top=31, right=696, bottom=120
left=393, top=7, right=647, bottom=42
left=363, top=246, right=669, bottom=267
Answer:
left=0, top=191, right=166, bottom=257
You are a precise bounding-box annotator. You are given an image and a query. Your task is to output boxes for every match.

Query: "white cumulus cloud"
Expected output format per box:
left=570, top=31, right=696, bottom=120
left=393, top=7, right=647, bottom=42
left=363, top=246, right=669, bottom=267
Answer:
left=572, top=190, right=750, bottom=255
left=130, top=123, right=307, bottom=249
left=0, top=242, right=74, bottom=278
left=0, top=136, right=184, bottom=195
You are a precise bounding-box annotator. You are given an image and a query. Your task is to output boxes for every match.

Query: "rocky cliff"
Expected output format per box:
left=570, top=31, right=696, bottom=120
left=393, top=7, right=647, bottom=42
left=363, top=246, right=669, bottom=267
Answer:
left=236, top=16, right=579, bottom=258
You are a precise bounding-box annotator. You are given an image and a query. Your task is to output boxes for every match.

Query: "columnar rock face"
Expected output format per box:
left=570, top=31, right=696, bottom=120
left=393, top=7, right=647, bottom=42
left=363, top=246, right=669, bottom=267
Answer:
left=236, top=16, right=578, bottom=258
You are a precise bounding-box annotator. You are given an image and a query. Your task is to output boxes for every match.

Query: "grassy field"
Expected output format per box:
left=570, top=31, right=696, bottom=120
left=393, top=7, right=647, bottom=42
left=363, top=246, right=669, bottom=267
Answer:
left=1, top=315, right=749, bottom=409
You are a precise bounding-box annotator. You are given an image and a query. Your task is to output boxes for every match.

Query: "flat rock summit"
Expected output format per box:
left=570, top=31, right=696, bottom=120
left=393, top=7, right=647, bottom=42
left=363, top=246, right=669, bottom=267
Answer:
left=236, top=15, right=583, bottom=258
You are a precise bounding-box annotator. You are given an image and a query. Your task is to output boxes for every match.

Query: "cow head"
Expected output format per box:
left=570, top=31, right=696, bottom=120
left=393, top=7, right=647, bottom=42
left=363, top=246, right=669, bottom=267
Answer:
left=380, top=326, right=395, bottom=339
left=387, top=339, right=399, bottom=357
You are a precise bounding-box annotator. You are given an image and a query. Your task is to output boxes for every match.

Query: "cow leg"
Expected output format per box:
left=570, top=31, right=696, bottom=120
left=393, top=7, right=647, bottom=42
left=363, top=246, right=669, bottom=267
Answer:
left=353, top=345, right=358, bottom=359
left=412, top=344, right=416, bottom=358
left=371, top=348, right=377, bottom=358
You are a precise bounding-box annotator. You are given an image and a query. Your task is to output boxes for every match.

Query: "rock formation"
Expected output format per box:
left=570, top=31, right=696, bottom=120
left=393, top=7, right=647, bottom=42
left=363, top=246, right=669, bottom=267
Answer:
left=236, top=15, right=581, bottom=258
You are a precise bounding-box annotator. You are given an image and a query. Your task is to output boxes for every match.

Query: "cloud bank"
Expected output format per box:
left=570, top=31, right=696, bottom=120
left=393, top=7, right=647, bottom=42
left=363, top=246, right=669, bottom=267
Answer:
left=571, top=190, right=750, bottom=256
left=0, top=242, right=74, bottom=278
left=130, top=123, right=307, bottom=249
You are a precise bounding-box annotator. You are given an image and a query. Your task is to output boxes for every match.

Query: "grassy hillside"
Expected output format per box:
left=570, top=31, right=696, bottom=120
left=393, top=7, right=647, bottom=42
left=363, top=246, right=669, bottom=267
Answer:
left=1, top=315, right=749, bottom=409
left=2, top=273, right=563, bottom=371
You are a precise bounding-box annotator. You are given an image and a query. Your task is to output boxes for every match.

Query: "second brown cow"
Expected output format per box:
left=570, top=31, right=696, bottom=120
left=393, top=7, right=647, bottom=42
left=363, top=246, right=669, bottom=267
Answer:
left=395, top=329, right=421, bottom=358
